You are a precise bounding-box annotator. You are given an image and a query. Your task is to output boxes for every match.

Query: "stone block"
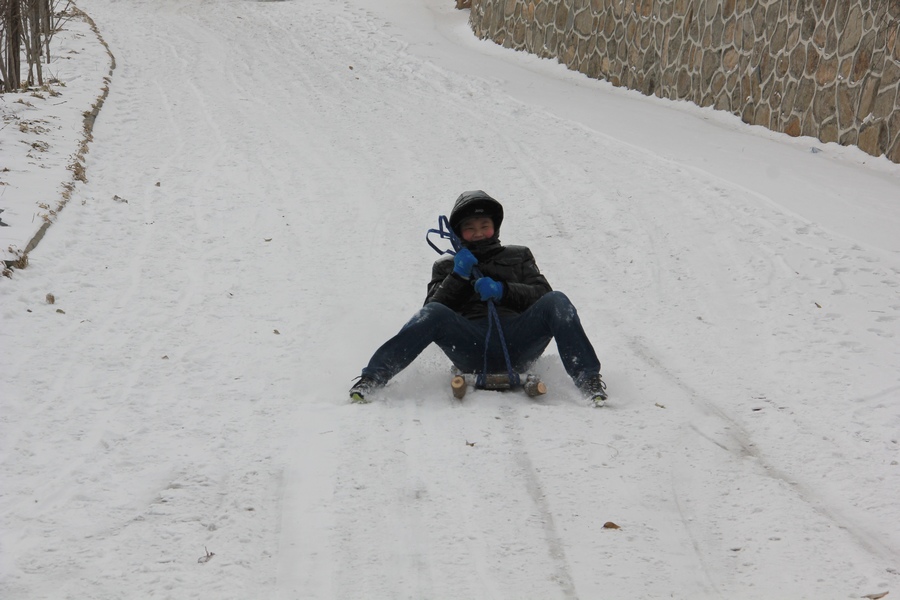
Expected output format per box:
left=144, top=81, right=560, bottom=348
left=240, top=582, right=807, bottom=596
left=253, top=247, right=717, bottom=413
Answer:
left=813, top=84, right=837, bottom=121
left=597, top=34, right=608, bottom=54
left=838, top=5, right=863, bottom=54
left=601, top=12, right=615, bottom=36
left=836, top=84, right=857, bottom=128
left=886, top=114, right=900, bottom=161
left=887, top=23, right=898, bottom=60
left=515, top=19, right=527, bottom=45
left=626, top=17, right=638, bottom=42
left=857, top=75, right=881, bottom=120
left=821, top=119, right=840, bottom=143
left=850, top=34, right=874, bottom=83
left=641, top=22, right=654, bottom=50
left=771, top=19, right=788, bottom=50
left=722, top=16, right=736, bottom=45
left=555, top=2, right=568, bottom=29
left=888, top=134, right=900, bottom=163
left=796, top=77, right=817, bottom=112
left=764, top=3, right=779, bottom=37
left=688, top=10, right=702, bottom=43
left=776, top=52, right=790, bottom=77
left=785, top=115, right=802, bottom=136
left=720, top=46, right=738, bottom=72
left=616, top=36, right=628, bottom=61
left=839, top=55, right=853, bottom=81
left=643, top=71, right=658, bottom=94
left=790, top=45, right=807, bottom=78
left=702, top=50, right=719, bottom=86
left=825, top=21, right=838, bottom=55
left=857, top=121, right=886, bottom=156
left=710, top=70, right=727, bottom=95
left=811, top=0, right=827, bottom=20
left=883, top=58, right=900, bottom=88
left=787, top=21, right=801, bottom=49
left=575, top=6, right=595, bottom=35
left=769, top=78, right=784, bottom=108
left=840, top=128, right=859, bottom=146
left=742, top=13, right=756, bottom=48
left=802, top=110, right=819, bottom=136
left=873, top=86, right=896, bottom=119
left=782, top=79, right=798, bottom=114
left=677, top=68, right=692, bottom=97
left=714, top=90, right=732, bottom=110
left=813, top=21, right=828, bottom=49
left=802, top=9, right=817, bottom=41
left=835, top=0, right=851, bottom=35
left=816, top=54, right=838, bottom=85
left=806, top=45, right=821, bottom=74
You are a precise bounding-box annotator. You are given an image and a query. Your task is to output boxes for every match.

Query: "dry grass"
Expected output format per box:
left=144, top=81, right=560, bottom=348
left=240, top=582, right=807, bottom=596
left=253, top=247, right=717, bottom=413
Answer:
left=3, top=6, right=116, bottom=276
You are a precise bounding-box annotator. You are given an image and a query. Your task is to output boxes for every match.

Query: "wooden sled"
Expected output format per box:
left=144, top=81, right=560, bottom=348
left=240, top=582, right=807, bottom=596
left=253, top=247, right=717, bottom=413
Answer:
left=450, top=369, right=547, bottom=400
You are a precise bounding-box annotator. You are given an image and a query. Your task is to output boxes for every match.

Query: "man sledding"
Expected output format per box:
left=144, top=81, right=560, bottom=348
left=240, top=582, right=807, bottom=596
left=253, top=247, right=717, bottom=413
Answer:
left=350, top=190, right=608, bottom=407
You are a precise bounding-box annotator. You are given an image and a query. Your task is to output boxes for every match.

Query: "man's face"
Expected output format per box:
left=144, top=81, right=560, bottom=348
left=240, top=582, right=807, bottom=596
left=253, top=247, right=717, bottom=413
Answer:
left=459, top=216, right=495, bottom=242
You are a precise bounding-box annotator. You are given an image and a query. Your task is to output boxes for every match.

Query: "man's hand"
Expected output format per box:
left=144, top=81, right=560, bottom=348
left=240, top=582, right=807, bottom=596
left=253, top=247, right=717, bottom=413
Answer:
left=453, top=248, right=478, bottom=279
left=474, top=277, right=503, bottom=302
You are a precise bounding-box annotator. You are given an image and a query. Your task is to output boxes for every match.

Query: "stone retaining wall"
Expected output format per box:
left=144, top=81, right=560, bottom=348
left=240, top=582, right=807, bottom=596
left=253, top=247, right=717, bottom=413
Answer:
left=469, top=0, right=900, bottom=163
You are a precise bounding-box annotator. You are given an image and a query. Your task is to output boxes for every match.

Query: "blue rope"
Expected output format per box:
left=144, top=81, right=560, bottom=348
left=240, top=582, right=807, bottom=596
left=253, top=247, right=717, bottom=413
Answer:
left=427, top=215, right=519, bottom=388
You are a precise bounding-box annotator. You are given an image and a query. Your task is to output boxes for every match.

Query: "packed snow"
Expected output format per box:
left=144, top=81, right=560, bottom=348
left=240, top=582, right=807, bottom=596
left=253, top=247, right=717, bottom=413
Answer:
left=1, top=0, right=899, bottom=598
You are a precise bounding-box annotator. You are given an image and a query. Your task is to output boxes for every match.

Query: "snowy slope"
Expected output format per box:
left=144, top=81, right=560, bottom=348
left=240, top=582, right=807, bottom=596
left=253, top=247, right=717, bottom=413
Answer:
left=1, top=0, right=899, bottom=599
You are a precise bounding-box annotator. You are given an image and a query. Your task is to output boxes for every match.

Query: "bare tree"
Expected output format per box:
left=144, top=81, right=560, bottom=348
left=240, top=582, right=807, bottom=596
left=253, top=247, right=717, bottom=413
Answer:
left=1, top=0, right=69, bottom=92
left=1, top=0, right=23, bottom=90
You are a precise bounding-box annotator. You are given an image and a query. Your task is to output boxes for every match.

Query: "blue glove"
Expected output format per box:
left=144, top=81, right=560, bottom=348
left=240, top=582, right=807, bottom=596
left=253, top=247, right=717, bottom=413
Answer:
left=453, top=248, right=478, bottom=278
left=474, top=277, right=503, bottom=302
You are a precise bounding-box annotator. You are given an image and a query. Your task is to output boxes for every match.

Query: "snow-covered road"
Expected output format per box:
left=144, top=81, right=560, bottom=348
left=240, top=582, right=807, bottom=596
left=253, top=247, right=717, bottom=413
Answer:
left=2, top=0, right=899, bottom=598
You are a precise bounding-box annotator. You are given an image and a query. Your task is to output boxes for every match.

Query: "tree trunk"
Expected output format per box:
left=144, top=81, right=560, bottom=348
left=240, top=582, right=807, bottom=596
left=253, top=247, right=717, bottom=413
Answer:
left=5, top=0, right=22, bottom=90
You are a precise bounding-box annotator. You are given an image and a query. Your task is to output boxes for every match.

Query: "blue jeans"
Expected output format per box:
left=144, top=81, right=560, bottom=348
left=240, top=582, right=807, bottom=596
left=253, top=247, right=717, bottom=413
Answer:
left=362, top=291, right=601, bottom=386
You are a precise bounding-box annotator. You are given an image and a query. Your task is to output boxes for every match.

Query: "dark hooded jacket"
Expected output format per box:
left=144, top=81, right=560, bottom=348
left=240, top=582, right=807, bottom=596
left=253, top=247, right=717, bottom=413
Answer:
left=425, top=191, right=552, bottom=320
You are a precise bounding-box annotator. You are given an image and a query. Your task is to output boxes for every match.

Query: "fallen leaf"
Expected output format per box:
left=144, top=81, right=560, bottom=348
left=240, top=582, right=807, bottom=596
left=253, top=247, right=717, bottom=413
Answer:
left=197, top=547, right=215, bottom=564
left=602, top=521, right=620, bottom=529
left=862, top=592, right=889, bottom=600
left=273, top=329, right=280, bottom=335
left=46, top=293, right=55, bottom=304
left=655, top=402, right=666, bottom=409
left=466, top=440, right=476, bottom=447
